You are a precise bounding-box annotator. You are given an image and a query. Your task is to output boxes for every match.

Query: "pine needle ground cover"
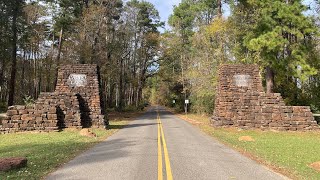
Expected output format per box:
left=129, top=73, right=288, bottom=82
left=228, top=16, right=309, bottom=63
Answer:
left=0, top=119, right=131, bottom=179
left=179, top=113, right=320, bottom=179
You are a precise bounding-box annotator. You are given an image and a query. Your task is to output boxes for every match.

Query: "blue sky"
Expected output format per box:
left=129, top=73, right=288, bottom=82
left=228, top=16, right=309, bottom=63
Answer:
left=145, top=0, right=181, bottom=30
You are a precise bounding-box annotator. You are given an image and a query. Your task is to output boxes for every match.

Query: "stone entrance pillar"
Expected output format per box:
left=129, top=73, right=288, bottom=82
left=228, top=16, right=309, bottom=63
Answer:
left=55, top=64, right=104, bottom=127
left=211, top=64, right=318, bottom=131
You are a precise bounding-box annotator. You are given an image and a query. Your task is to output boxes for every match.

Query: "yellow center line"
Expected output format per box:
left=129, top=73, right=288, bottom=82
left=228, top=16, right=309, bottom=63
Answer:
left=160, top=123, right=173, bottom=180
left=157, top=108, right=173, bottom=180
left=158, top=114, right=163, bottom=180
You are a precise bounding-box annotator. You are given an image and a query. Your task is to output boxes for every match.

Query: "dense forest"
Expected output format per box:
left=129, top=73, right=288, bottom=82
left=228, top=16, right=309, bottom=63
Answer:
left=0, top=0, right=320, bottom=115
left=153, top=0, right=320, bottom=114
left=0, top=0, right=162, bottom=112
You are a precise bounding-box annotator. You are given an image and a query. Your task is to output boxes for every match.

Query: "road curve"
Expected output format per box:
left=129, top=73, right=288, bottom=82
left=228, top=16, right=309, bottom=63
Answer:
left=47, top=106, right=287, bottom=180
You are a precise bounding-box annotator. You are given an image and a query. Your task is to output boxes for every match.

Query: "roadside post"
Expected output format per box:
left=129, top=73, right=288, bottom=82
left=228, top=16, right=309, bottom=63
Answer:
left=185, top=99, right=189, bottom=115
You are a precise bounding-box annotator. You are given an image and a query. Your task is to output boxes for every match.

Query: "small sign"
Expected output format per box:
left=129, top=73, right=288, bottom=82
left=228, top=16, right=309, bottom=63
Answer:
left=185, top=99, right=189, bottom=104
left=234, top=74, right=251, bottom=87
left=67, top=74, right=87, bottom=87
left=173, top=100, right=176, bottom=104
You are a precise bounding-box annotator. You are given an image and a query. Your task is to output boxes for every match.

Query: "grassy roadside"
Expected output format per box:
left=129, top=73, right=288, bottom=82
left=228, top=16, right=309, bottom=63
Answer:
left=175, top=112, right=320, bottom=180
left=0, top=110, right=144, bottom=179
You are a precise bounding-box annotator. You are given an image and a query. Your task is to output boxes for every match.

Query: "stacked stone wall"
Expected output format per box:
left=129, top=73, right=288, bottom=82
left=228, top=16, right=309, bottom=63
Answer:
left=36, top=92, right=81, bottom=128
left=0, top=64, right=105, bottom=134
left=0, top=105, right=58, bottom=134
left=211, top=64, right=319, bottom=131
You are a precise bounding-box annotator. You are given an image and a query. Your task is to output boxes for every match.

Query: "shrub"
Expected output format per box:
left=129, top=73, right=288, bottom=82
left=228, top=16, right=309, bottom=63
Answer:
left=23, top=95, right=35, bottom=108
left=0, top=102, right=7, bottom=113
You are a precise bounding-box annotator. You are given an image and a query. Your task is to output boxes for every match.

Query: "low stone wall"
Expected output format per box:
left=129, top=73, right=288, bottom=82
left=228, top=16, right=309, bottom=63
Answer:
left=0, top=105, right=58, bottom=134
left=0, top=92, right=85, bottom=134
left=36, top=92, right=81, bottom=128
left=211, top=64, right=319, bottom=131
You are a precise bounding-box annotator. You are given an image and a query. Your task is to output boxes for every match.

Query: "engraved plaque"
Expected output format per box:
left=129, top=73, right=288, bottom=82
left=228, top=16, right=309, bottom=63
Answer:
left=234, top=74, right=251, bottom=87
left=67, top=74, right=87, bottom=87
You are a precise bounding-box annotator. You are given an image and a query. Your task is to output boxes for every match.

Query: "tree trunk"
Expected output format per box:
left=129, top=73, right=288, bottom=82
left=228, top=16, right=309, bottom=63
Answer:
left=0, top=49, right=4, bottom=87
left=47, top=34, right=55, bottom=92
left=138, top=82, right=143, bottom=105
left=54, top=28, right=63, bottom=87
left=8, top=0, right=20, bottom=106
left=0, top=51, right=4, bottom=102
left=135, top=87, right=139, bottom=107
left=108, top=81, right=114, bottom=108
left=118, top=58, right=124, bottom=111
left=56, top=28, right=63, bottom=65
left=21, top=51, right=26, bottom=97
left=91, top=36, right=98, bottom=64
left=266, top=66, right=275, bottom=94
left=218, top=0, right=222, bottom=17
left=46, top=63, right=51, bottom=92
left=33, top=51, right=37, bottom=98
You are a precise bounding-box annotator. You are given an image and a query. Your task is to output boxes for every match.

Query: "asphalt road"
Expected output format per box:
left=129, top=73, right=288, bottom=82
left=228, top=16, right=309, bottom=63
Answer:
left=47, top=106, right=287, bottom=180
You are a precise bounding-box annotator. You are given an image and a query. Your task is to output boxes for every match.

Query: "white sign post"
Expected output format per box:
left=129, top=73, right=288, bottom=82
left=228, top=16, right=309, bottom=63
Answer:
left=185, top=99, right=189, bottom=114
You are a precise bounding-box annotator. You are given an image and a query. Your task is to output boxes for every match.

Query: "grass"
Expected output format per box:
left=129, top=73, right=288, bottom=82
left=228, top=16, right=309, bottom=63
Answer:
left=178, top=113, right=320, bottom=180
left=0, top=110, right=142, bottom=179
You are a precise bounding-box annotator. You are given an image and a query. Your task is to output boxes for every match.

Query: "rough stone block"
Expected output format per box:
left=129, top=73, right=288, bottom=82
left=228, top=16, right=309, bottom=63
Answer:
left=8, top=106, right=17, bottom=111
left=16, top=106, right=26, bottom=110
left=7, top=110, right=18, bottom=116
left=47, top=114, right=57, bottom=119
left=0, top=157, right=27, bottom=172
left=35, top=117, right=43, bottom=121
left=11, top=115, right=21, bottom=120
left=18, top=109, right=28, bottom=115
left=21, top=114, right=32, bottom=121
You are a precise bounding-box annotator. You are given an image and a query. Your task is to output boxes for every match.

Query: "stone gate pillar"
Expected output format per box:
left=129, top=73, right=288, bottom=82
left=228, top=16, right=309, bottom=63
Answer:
left=211, top=64, right=318, bottom=131
left=55, top=64, right=104, bottom=127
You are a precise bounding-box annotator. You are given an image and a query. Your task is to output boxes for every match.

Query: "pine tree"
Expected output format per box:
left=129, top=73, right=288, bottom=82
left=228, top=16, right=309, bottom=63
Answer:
left=241, top=0, right=318, bottom=94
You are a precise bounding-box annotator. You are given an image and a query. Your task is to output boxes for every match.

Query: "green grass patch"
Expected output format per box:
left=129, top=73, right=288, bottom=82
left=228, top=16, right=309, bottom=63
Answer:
left=181, top=114, right=320, bottom=179
left=0, top=120, right=130, bottom=179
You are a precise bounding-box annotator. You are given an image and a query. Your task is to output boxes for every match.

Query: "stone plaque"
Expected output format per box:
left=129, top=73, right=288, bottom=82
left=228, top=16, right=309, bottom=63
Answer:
left=234, top=74, right=251, bottom=87
left=67, top=74, right=87, bottom=87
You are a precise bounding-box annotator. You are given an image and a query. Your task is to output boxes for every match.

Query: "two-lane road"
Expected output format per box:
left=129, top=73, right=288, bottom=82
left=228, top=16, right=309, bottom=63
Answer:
left=47, top=106, right=286, bottom=180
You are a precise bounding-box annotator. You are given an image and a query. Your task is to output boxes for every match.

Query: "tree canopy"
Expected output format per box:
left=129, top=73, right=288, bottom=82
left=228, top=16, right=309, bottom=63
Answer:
left=0, top=0, right=319, bottom=114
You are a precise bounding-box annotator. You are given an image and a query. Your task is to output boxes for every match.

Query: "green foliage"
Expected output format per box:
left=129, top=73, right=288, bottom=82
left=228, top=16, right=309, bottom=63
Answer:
left=1, top=0, right=320, bottom=115
left=122, top=102, right=145, bottom=112
left=158, top=1, right=233, bottom=114
left=23, top=95, right=35, bottom=108
left=226, top=0, right=320, bottom=109
left=52, top=0, right=85, bottom=33
left=243, top=0, right=318, bottom=80
left=189, top=94, right=214, bottom=114
left=157, top=0, right=320, bottom=115
left=168, top=1, right=195, bottom=45
left=0, top=102, right=7, bottom=113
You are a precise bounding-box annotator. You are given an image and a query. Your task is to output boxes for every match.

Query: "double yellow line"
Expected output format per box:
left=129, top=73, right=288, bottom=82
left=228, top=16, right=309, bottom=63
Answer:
left=157, top=110, right=173, bottom=180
